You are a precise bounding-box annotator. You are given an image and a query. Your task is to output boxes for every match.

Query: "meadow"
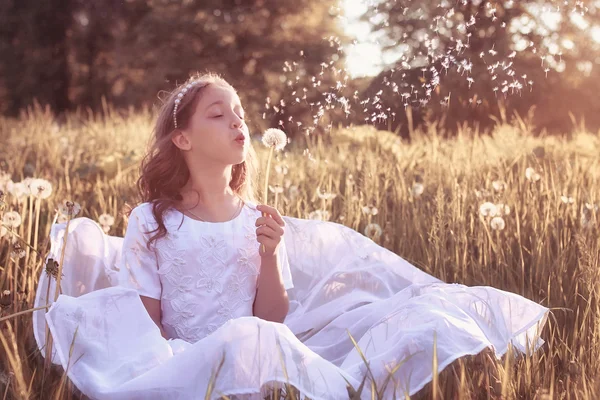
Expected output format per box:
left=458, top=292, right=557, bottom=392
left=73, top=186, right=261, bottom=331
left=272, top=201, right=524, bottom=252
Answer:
left=0, top=103, right=599, bottom=399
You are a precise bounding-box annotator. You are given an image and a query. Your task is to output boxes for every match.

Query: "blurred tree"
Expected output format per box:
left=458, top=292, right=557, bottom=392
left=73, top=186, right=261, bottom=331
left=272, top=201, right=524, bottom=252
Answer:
left=357, top=0, right=600, bottom=136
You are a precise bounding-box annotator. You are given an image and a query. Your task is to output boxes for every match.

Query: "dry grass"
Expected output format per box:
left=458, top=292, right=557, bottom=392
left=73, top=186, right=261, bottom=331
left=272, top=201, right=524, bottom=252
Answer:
left=0, top=102, right=599, bottom=399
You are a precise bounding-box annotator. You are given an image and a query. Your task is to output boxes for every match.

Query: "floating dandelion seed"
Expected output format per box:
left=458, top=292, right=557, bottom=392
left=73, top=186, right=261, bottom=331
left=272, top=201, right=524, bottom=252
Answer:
left=412, top=183, right=424, bottom=197
left=308, top=210, right=330, bottom=221
left=58, top=200, right=81, bottom=217
left=364, top=223, right=383, bottom=241
left=492, top=180, right=507, bottom=193
left=479, top=202, right=498, bottom=217
left=362, top=205, right=379, bottom=216
left=2, top=211, right=22, bottom=228
left=29, top=178, right=53, bottom=200
left=490, top=216, right=506, bottom=231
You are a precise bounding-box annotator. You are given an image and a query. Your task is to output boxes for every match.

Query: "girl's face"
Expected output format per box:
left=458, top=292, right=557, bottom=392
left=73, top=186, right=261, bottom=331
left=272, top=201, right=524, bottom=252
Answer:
left=174, top=84, right=249, bottom=166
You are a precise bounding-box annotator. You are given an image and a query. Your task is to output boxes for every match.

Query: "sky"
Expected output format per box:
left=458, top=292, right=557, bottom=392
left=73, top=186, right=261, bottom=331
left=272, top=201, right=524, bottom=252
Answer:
left=341, top=0, right=384, bottom=78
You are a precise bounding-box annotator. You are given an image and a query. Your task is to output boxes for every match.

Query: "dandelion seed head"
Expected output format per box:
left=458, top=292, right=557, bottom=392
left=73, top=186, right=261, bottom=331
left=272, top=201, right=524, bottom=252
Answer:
left=308, top=209, right=330, bottom=221
left=58, top=200, right=81, bottom=217
left=362, top=205, right=379, bottom=216
left=479, top=202, right=498, bottom=217
left=560, top=195, right=575, bottom=205
left=2, top=211, right=22, bottom=228
left=364, top=223, right=383, bottom=241
left=98, top=213, right=115, bottom=227
left=412, top=183, right=425, bottom=197
left=490, top=216, right=506, bottom=231
left=261, top=128, right=288, bottom=151
left=30, top=178, right=53, bottom=200
left=492, top=180, right=507, bottom=192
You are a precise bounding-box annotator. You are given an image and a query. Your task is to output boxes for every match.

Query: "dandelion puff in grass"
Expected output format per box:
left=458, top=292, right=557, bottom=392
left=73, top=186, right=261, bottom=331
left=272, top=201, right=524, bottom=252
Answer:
left=58, top=200, right=81, bottom=217
left=10, top=240, right=26, bottom=259
left=479, top=202, right=498, bottom=217
left=364, top=223, right=383, bottom=241
left=2, top=211, right=22, bottom=228
left=490, top=216, right=506, bottom=231
left=308, top=210, right=330, bottom=221
left=560, top=195, right=575, bottom=205
left=316, top=187, right=337, bottom=201
left=411, top=183, right=424, bottom=197
left=525, top=167, right=541, bottom=182
left=492, top=180, right=507, bottom=193
left=288, top=185, right=299, bottom=200
left=362, top=205, right=378, bottom=216
left=268, top=185, right=284, bottom=194
left=29, top=178, right=53, bottom=200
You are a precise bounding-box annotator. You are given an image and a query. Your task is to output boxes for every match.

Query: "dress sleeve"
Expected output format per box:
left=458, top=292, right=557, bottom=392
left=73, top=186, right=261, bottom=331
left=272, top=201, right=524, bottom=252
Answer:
left=119, top=206, right=162, bottom=299
left=278, top=238, right=294, bottom=290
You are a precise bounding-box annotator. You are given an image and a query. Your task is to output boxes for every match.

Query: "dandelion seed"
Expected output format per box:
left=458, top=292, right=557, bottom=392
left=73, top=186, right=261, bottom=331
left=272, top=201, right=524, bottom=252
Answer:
left=58, top=200, right=81, bottom=217
left=492, top=180, right=507, bottom=192
left=2, top=211, right=22, bottom=228
left=560, top=195, right=575, bottom=205
left=364, top=223, right=383, bottom=241
left=411, top=183, right=424, bottom=197
left=261, top=128, right=288, bottom=151
left=98, top=213, right=115, bottom=227
left=362, top=205, right=379, bottom=216
left=308, top=209, right=330, bottom=221
left=29, top=178, right=53, bottom=200
left=490, top=216, right=506, bottom=231
left=495, top=203, right=511, bottom=215
left=479, top=202, right=498, bottom=217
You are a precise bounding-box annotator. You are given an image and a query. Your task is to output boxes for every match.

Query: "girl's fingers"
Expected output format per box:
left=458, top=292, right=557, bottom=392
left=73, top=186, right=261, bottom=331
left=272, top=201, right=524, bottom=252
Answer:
left=256, top=225, right=279, bottom=239
left=256, top=204, right=285, bottom=227
left=255, top=217, right=284, bottom=236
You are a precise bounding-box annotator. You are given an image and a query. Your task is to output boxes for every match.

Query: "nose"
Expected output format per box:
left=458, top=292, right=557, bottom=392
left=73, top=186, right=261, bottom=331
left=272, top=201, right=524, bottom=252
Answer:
left=231, top=114, right=244, bottom=129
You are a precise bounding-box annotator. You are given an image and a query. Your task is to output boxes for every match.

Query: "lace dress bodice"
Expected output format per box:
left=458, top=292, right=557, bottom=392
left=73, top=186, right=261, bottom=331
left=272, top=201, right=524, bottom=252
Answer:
left=120, top=200, right=294, bottom=343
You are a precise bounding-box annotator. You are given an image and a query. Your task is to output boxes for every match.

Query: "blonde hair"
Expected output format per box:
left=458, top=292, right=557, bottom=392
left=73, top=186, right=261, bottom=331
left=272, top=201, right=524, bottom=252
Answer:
left=134, top=72, right=259, bottom=248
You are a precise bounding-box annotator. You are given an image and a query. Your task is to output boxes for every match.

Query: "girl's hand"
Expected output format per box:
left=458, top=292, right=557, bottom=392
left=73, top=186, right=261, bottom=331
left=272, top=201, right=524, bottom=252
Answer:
left=255, top=204, right=285, bottom=257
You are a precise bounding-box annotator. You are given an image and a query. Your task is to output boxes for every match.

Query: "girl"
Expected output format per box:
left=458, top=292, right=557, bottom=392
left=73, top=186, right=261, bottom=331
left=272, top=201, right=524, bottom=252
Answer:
left=123, top=72, right=293, bottom=343
left=35, top=72, right=549, bottom=400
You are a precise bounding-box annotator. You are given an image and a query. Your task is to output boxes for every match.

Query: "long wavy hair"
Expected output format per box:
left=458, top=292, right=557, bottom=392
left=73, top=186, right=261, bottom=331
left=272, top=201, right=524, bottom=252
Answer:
left=133, top=72, right=259, bottom=249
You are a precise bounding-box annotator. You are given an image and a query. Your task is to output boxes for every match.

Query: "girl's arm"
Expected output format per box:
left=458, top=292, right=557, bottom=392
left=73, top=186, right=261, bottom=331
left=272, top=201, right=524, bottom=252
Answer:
left=252, top=254, right=290, bottom=323
left=140, top=295, right=169, bottom=339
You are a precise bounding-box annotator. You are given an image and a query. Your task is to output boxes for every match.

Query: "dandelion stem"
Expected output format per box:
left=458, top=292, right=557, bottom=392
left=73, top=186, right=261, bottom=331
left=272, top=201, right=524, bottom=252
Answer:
left=261, top=146, right=275, bottom=254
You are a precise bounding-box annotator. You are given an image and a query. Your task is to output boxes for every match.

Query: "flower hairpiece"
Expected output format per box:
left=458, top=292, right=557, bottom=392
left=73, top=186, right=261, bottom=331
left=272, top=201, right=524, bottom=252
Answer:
left=173, top=80, right=202, bottom=129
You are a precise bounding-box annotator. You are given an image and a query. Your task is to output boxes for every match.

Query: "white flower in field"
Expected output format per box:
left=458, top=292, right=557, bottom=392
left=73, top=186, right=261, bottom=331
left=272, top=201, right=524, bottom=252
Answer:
left=525, top=167, right=541, bottom=182
left=261, top=128, right=288, bottom=151
left=58, top=200, right=81, bottom=217
left=2, top=211, right=22, bottom=228
left=288, top=185, right=299, bottom=200
left=268, top=185, right=284, bottom=194
left=490, top=216, right=506, bottom=231
left=364, top=223, right=383, bottom=240
left=479, top=202, right=498, bottom=217
left=411, top=183, right=424, bottom=197
left=21, top=177, right=34, bottom=195
left=362, top=205, right=379, bottom=216
left=98, top=213, right=115, bottom=227
left=316, top=187, right=337, bottom=201
left=29, top=179, right=53, bottom=200
left=560, top=195, right=575, bottom=205
left=308, top=209, right=330, bottom=221
left=275, top=165, right=289, bottom=175
left=8, top=181, right=28, bottom=200
left=495, top=203, right=511, bottom=215
left=492, top=180, right=507, bottom=192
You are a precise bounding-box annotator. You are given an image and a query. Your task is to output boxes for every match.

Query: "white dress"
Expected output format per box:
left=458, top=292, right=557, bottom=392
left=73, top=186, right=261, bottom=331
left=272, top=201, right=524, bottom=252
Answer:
left=33, top=200, right=549, bottom=400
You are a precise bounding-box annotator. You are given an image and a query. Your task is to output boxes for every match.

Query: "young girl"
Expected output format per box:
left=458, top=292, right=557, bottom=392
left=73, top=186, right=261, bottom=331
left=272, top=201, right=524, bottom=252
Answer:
left=122, top=72, right=294, bottom=343
left=35, top=72, right=549, bottom=400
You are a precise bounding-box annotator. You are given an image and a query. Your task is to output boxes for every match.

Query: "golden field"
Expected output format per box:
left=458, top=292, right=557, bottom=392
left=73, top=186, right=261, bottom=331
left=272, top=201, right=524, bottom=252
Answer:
left=0, top=103, right=599, bottom=399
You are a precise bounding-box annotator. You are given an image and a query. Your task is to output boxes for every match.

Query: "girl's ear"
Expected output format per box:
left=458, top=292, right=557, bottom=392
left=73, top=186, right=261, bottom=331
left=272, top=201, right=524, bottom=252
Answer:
left=171, top=130, right=192, bottom=151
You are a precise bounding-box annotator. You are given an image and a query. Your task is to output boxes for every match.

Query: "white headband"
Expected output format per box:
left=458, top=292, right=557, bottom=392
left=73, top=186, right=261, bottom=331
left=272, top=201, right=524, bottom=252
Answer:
left=173, top=80, right=202, bottom=129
